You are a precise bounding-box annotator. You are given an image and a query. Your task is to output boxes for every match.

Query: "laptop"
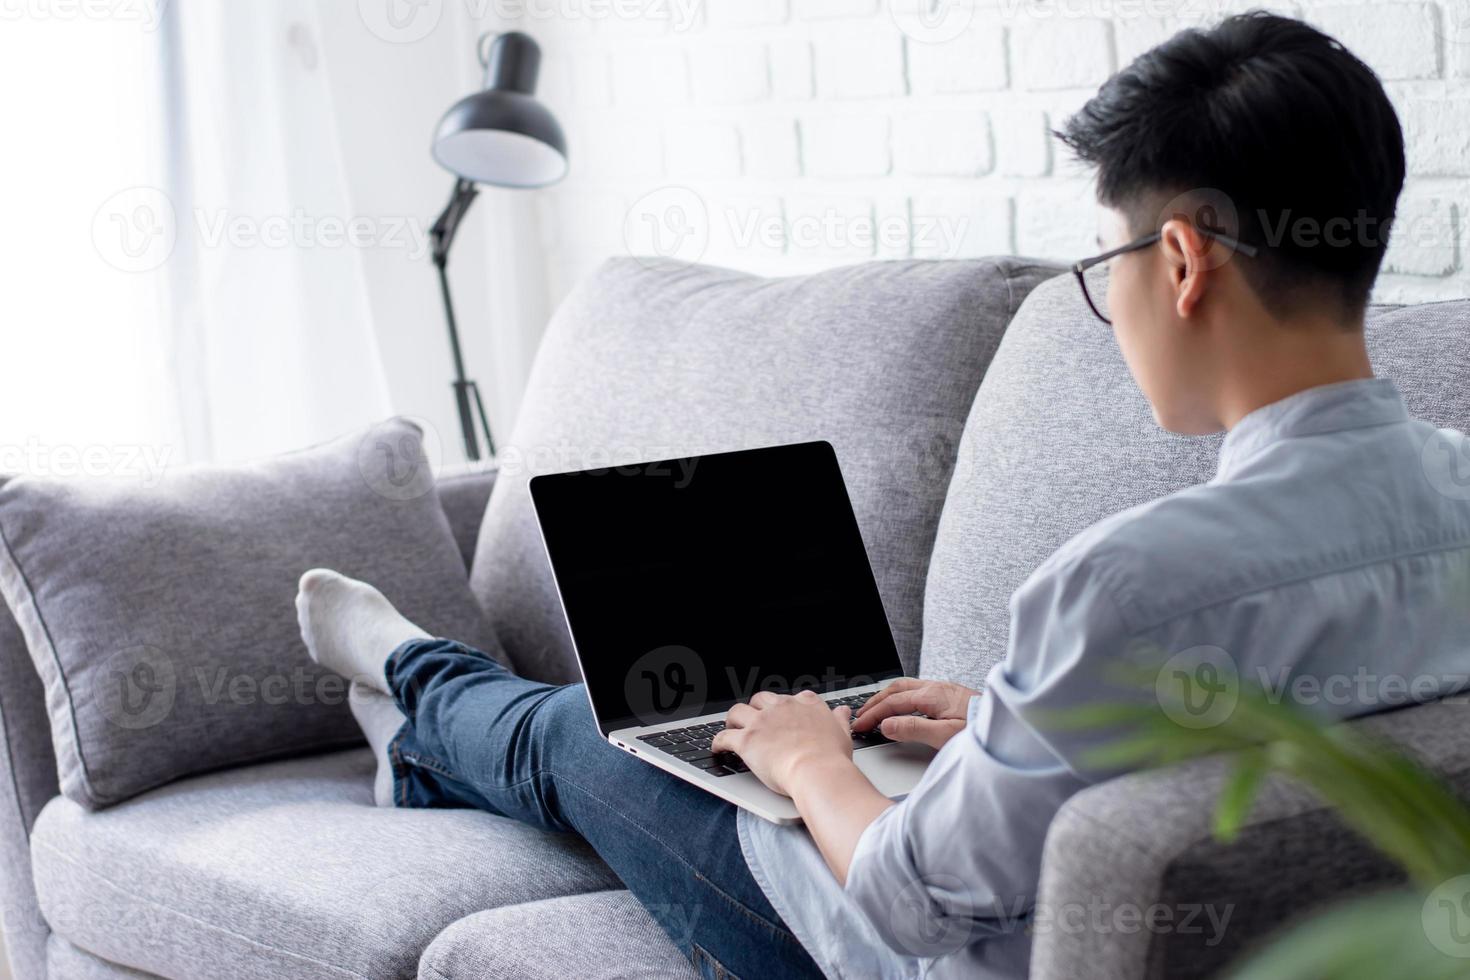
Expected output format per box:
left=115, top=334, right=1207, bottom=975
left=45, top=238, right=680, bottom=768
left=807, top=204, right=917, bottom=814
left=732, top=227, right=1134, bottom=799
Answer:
left=529, top=440, right=936, bottom=824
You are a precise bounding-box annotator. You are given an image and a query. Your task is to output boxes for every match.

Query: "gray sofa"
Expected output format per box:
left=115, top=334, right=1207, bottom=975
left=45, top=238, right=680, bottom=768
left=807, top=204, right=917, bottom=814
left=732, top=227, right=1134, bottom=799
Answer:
left=2, top=256, right=1468, bottom=979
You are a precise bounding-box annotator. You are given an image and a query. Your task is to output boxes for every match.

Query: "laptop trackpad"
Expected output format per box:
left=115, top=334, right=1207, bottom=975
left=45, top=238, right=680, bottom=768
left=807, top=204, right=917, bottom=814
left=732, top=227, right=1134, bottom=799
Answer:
left=854, top=741, right=937, bottom=799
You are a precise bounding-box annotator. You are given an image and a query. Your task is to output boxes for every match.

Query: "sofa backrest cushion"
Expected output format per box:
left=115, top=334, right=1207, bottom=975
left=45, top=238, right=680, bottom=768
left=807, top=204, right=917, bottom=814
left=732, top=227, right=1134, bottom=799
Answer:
left=469, top=257, right=1062, bottom=683
left=0, top=420, right=498, bottom=810
left=436, top=465, right=499, bottom=572
left=920, top=274, right=1470, bottom=688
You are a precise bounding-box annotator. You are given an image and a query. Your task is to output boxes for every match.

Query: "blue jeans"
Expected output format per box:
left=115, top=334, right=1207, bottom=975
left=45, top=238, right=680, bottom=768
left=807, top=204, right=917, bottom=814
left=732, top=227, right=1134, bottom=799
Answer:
left=385, top=638, right=825, bottom=980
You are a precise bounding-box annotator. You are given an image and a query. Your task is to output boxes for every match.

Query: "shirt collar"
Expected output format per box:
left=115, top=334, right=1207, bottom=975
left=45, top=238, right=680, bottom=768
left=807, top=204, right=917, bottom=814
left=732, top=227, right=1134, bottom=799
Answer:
left=1216, top=378, right=1408, bottom=480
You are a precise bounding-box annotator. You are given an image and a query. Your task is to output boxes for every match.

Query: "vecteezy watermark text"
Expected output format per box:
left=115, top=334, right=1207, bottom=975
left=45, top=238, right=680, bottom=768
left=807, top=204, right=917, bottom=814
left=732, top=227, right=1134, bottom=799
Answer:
left=0, top=438, right=173, bottom=485
left=624, top=187, right=971, bottom=266
left=1152, top=644, right=1470, bottom=731
left=193, top=209, right=429, bottom=258
left=357, top=0, right=700, bottom=44
left=0, top=0, right=168, bottom=30
left=887, top=874, right=1234, bottom=958
left=92, top=186, right=433, bottom=274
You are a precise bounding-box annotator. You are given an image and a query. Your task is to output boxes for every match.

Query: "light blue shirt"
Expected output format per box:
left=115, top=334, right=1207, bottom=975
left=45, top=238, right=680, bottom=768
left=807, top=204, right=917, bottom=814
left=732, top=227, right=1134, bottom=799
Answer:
left=740, top=379, right=1470, bottom=979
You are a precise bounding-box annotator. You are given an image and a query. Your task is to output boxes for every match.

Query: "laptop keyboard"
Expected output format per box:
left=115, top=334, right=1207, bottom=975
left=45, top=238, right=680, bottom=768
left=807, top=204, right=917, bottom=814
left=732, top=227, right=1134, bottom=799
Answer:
left=634, top=692, right=892, bottom=777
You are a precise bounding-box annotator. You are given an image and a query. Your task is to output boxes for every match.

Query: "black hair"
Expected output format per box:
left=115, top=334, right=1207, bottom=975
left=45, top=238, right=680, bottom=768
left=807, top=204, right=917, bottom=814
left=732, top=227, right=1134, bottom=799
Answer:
left=1058, top=11, right=1405, bottom=317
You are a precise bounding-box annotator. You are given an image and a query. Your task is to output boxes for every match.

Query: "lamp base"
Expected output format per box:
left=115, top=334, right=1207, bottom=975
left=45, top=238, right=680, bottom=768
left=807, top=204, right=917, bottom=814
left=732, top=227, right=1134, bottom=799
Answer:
left=453, top=378, right=495, bottom=462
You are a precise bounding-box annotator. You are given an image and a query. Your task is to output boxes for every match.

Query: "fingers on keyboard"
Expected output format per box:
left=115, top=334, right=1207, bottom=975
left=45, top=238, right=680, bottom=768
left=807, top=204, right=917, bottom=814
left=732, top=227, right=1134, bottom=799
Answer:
left=635, top=692, right=884, bottom=775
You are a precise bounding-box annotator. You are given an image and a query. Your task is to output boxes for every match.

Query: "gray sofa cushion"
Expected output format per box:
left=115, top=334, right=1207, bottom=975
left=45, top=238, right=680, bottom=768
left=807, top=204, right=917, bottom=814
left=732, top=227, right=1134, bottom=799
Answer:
left=1033, top=698, right=1470, bottom=980
left=0, top=419, right=500, bottom=810
left=31, top=749, right=621, bottom=980
left=469, top=256, right=1062, bottom=683
left=47, top=936, right=160, bottom=979
left=418, top=890, right=699, bottom=980
left=920, top=279, right=1470, bottom=687
left=435, top=465, right=498, bottom=573
left=1366, top=299, right=1470, bottom=430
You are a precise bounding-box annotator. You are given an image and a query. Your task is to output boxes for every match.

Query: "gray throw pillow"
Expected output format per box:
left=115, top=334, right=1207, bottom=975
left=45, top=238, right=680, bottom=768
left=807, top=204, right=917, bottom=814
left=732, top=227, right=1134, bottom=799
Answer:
left=0, top=419, right=499, bottom=810
left=469, top=256, right=1062, bottom=684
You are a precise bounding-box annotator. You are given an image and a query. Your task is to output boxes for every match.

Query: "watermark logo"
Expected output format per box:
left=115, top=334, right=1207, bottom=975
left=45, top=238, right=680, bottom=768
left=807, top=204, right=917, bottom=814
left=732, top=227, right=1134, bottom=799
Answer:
left=360, top=0, right=702, bottom=38
left=622, top=190, right=970, bottom=265
left=625, top=644, right=708, bottom=726
left=0, top=439, right=173, bottom=485
left=1157, top=188, right=1403, bottom=264
left=624, top=186, right=711, bottom=266
left=40, top=896, right=176, bottom=950
left=1156, top=187, right=1244, bottom=272
left=889, top=0, right=974, bottom=44
left=92, top=186, right=177, bottom=274
left=999, top=0, right=1213, bottom=19
left=643, top=901, right=705, bottom=945
left=492, top=440, right=699, bottom=484
left=469, top=0, right=702, bottom=32
left=192, top=207, right=430, bottom=259
left=358, top=0, right=442, bottom=43
left=93, top=186, right=433, bottom=272
left=890, top=417, right=969, bottom=502
left=91, top=644, right=177, bottom=731
left=356, top=416, right=441, bottom=501
left=888, top=873, right=975, bottom=957
left=1424, top=875, right=1470, bottom=957
left=0, top=0, right=170, bottom=30
left=192, top=664, right=350, bottom=708
left=1027, top=896, right=1233, bottom=945
left=1421, top=429, right=1470, bottom=502
left=1155, top=645, right=1238, bottom=730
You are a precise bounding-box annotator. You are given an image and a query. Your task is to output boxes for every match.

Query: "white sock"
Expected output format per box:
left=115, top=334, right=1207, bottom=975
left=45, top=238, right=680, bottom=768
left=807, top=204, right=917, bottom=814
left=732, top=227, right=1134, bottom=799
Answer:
left=295, top=568, right=428, bottom=694
left=349, top=683, right=406, bottom=808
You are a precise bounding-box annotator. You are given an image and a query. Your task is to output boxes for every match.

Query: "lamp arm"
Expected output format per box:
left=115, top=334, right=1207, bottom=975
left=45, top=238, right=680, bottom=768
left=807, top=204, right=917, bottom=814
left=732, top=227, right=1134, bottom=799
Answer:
left=429, top=177, right=495, bottom=461
left=430, top=177, right=480, bottom=267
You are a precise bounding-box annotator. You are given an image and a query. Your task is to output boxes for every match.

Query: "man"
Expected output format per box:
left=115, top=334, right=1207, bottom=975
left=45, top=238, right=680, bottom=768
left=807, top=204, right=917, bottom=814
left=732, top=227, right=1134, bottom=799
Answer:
left=294, top=13, right=1470, bottom=978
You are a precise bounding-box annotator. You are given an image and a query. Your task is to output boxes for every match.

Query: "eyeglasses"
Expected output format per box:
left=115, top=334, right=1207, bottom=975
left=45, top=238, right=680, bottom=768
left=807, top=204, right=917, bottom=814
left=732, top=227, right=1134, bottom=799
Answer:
left=1072, top=228, right=1260, bottom=324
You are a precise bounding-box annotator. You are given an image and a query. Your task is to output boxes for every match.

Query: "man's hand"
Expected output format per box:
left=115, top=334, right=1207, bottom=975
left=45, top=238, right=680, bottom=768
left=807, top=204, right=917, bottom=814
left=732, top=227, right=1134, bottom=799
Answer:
left=711, top=690, right=854, bottom=798
left=851, top=677, right=978, bottom=750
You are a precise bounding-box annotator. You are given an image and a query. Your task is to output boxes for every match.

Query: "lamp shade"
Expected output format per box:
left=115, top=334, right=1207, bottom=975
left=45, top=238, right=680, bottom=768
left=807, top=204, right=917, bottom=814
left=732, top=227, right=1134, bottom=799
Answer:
left=432, top=32, right=568, bottom=188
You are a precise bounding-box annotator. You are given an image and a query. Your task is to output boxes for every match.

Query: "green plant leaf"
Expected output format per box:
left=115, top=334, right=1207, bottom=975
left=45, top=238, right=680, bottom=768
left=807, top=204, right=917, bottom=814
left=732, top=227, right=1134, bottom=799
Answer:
left=1228, top=889, right=1470, bottom=980
left=1214, top=748, right=1265, bottom=842
left=1062, top=680, right=1470, bottom=978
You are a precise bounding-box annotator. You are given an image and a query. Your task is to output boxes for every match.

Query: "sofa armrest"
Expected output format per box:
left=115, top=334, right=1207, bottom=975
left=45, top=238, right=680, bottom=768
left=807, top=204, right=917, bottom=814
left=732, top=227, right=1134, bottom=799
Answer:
left=1030, top=699, right=1470, bottom=980
left=436, top=463, right=498, bottom=575
left=0, top=477, right=59, bottom=980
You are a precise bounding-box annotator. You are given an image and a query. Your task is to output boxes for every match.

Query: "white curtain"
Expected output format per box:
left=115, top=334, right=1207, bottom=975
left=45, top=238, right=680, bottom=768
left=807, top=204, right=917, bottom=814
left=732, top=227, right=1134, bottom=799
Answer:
left=165, top=2, right=394, bottom=463
left=0, top=10, right=181, bottom=481
left=167, top=1, right=549, bottom=465
left=2, top=3, right=552, bottom=473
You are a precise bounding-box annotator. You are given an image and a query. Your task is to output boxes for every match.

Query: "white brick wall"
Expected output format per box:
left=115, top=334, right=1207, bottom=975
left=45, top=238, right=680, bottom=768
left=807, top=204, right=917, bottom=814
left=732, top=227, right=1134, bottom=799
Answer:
left=505, top=0, right=1470, bottom=306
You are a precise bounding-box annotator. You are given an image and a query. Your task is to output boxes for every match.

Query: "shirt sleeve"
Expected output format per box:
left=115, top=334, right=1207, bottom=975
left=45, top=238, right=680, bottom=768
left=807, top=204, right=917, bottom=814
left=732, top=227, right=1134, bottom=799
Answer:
left=843, top=554, right=1135, bottom=958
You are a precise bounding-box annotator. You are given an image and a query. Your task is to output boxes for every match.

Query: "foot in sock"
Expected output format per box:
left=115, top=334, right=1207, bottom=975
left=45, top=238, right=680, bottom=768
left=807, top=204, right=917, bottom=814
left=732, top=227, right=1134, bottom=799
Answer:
left=349, top=683, right=406, bottom=808
left=296, top=569, right=426, bottom=808
left=295, top=568, right=428, bottom=695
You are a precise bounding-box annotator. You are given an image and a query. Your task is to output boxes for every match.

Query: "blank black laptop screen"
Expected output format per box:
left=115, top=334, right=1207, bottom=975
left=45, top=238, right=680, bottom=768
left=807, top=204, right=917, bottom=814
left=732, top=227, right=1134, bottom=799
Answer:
left=529, top=441, right=903, bottom=735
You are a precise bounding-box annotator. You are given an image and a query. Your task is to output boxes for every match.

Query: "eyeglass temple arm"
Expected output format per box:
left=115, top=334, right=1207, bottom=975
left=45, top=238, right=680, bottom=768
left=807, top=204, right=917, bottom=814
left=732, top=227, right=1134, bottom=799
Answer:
left=1073, top=232, right=1163, bottom=273
left=1073, top=227, right=1258, bottom=274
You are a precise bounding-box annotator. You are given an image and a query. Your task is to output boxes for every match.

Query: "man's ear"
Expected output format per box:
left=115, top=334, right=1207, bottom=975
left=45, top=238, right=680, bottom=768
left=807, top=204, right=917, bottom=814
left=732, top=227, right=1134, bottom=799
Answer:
left=1158, top=217, right=1213, bottom=319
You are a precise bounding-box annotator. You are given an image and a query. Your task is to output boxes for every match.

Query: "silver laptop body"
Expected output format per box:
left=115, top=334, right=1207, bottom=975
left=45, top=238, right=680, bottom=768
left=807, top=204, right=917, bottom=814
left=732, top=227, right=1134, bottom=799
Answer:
left=529, top=441, right=935, bottom=825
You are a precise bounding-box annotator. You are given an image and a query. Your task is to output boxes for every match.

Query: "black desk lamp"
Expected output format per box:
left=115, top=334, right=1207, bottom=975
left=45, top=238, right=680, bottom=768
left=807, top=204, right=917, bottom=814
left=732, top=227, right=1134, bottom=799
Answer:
left=430, top=31, right=568, bottom=461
